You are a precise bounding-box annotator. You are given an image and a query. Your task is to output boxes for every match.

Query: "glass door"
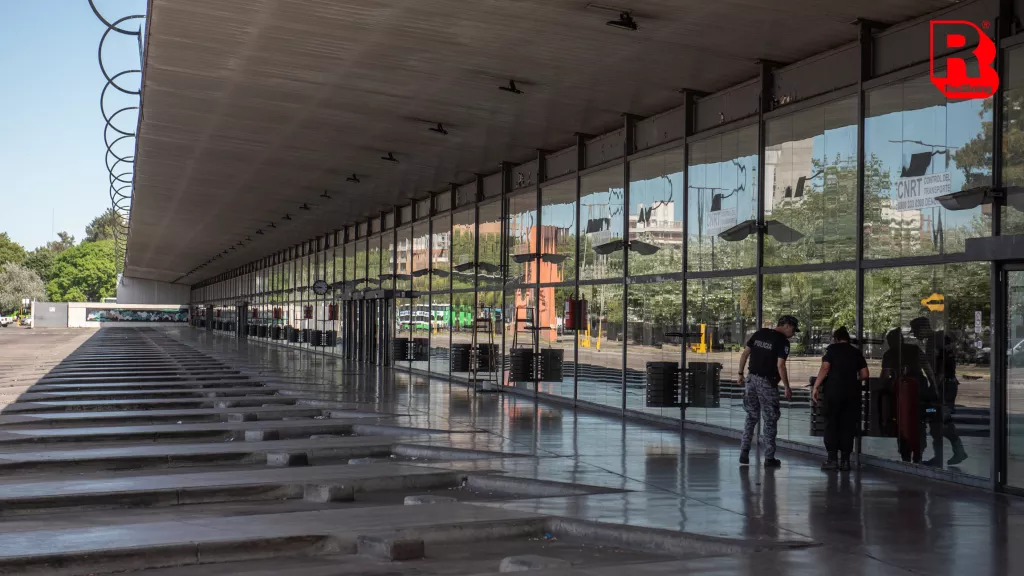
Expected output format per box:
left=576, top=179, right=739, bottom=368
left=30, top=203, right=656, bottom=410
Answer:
left=1007, top=268, right=1024, bottom=488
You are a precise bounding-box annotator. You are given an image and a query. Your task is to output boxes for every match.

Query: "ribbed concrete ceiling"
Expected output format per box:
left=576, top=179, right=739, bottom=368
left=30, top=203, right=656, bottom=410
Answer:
left=130, top=0, right=955, bottom=284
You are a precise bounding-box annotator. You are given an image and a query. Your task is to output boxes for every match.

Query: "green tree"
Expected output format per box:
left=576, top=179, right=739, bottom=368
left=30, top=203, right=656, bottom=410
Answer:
left=0, top=262, right=45, bottom=314
left=84, top=208, right=123, bottom=243
left=23, top=232, right=75, bottom=285
left=46, top=240, right=117, bottom=302
left=0, top=233, right=26, bottom=267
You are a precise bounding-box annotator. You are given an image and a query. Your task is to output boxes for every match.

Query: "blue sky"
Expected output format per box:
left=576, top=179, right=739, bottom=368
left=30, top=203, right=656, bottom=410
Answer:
left=0, top=0, right=146, bottom=251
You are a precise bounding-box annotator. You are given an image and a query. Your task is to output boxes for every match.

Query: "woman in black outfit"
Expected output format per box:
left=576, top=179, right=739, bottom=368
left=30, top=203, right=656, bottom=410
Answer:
left=812, top=327, right=869, bottom=471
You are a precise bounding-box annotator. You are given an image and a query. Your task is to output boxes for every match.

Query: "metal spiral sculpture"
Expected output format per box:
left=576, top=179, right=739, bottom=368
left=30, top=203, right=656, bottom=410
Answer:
left=89, top=1, right=145, bottom=275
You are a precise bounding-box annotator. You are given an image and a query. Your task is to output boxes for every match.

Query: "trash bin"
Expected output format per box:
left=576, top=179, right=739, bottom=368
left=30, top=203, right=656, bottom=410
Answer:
left=646, top=361, right=681, bottom=407
left=538, top=348, right=563, bottom=382
left=509, top=348, right=534, bottom=382
left=451, top=344, right=471, bottom=372
left=686, top=362, right=722, bottom=408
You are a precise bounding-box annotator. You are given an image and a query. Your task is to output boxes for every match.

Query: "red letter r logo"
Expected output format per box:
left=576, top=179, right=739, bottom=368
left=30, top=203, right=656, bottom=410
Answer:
left=930, top=20, right=998, bottom=99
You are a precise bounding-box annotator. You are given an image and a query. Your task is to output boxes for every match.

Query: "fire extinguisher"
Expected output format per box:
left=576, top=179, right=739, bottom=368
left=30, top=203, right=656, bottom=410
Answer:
left=328, top=304, right=338, bottom=321
left=303, top=305, right=313, bottom=320
left=216, top=309, right=221, bottom=318
left=273, top=307, right=282, bottom=320
left=251, top=309, right=258, bottom=319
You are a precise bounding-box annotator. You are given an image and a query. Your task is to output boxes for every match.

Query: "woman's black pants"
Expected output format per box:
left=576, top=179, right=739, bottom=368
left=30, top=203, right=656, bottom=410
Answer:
left=824, top=395, right=860, bottom=455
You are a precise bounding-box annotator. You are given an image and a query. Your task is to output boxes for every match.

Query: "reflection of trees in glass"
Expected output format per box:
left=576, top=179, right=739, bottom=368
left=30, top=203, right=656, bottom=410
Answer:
left=865, top=82, right=991, bottom=258
left=971, top=89, right=1024, bottom=233
left=763, top=270, right=856, bottom=355
left=765, top=154, right=858, bottom=265
left=864, top=263, right=990, bottom=352
left=686, top=277, right=757, bottom=350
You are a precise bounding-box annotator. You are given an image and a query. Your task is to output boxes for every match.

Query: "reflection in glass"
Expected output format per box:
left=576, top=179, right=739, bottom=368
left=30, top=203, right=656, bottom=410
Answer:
left=862, top=263, right=990, bottom=477
left=764, top=98, right=858, bottom=266
left=629, top=150, right=684, bottom=276
left=412, top=223, right=430, bottom=293
left=580, top=167, right=625, bottom=280
left=762, top=270, right=856, bottom=444
left=411, top=294, right=431, bottom=372
left=537, top=286, right=575, bottom=399
left=507, top=192, right=537, bottom=287
left=687, top=126, right=759, bottom=272
left=429, top=293, right=451, bottom=376
left=431, top=215, right=451, bottom=292
left=367, top=236, right=381, bottom=291
left=395, top=227, right=412, bottom=291
left=452, top=208, right=476, bottom=292
left=478, top=202, right=503, bottom=290
left=865, top=74, right=992, bottom=258
left=625, top=280, right=683, bottom=417
left=576, top=282, right=624, bottom=409
left=1002, top=47, right=1024, bottom=234
left=381, top=233, right=394, bottom=290
left=504, top=286, right=537, bottom=392
left=1007, top=271, right=1024, bottom=488
left=685, top=276, right=756, bottom=428
left=540, top=181, right=577, bottom=282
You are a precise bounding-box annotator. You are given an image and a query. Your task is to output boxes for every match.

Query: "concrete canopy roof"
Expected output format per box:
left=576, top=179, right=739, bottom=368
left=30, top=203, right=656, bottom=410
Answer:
left=130, top=0, right=954, bottom=284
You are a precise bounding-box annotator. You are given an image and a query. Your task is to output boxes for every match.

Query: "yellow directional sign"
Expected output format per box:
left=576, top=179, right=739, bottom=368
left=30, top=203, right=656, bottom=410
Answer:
left=921, top=292, right=944, bottom=312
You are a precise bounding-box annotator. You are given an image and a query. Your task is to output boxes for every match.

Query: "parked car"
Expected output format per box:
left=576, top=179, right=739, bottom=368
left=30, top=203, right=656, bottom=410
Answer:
left=19, top=317, right=32, bottom=327
left=0, top=316, right=12, bottom=327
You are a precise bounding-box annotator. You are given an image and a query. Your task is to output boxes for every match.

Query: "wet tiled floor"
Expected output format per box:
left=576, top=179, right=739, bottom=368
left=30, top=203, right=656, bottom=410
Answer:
left=177, top=327, right=1024, bottom=576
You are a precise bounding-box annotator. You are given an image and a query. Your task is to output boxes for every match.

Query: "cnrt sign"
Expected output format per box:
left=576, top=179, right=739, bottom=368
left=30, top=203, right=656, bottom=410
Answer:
left=930, top=20, right=999, bottom=99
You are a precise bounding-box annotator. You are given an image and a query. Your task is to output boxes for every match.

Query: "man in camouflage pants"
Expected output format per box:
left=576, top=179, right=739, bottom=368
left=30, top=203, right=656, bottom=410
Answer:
left=737, top=315, right=798, bottom=467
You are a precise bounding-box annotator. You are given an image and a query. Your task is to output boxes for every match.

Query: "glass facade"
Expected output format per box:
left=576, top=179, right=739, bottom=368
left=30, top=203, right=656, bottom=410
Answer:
left=192, top=64, right=1020, bottom=488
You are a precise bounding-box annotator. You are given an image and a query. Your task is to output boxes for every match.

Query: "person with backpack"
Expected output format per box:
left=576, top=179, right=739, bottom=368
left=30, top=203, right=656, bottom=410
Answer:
left=812, top=326, right=868, bottom=471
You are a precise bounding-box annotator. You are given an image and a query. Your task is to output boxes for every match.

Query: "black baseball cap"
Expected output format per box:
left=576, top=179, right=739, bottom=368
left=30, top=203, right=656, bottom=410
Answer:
left=777, top=315, right=800, bottom=332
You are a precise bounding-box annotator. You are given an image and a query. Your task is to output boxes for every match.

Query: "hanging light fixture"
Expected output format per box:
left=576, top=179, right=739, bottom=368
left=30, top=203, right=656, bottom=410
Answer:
left=429, top=123, right=448, bottom=135
left=499, top=79, right=523, bottom=94
left=347, top=174, right=360, bottom=183
left=381, top=152, right=399, bottom=163
left=606, top=11, right=638, bottom=30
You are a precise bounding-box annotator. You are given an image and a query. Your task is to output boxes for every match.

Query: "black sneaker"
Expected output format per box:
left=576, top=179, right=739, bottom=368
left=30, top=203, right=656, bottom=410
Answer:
left=821, top=460, right=838, bottom=471
left=739, top=450, right=750, bottom=465
left=839, top=460, right=851, bottom=472
left=764, top=458, right=782, bottom=468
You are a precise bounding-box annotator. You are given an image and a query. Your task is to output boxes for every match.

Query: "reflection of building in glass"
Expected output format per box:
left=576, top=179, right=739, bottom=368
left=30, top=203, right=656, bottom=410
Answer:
left=629, top=201, right=681, bottom=247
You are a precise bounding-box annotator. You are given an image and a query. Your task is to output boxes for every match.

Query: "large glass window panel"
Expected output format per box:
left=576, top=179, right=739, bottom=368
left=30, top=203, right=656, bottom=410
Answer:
left=354, top=238, right=366, bottom=280
left=344, top=243, right=355, bottom=284
left=685, top=276, right=756, bottom=429
left=381, top=233, right=395, bottom=290
left=764, top=98, right=858, bottom=266
left=537, top=285, right=575, bottom=399
left=762, top=270, right=856, bottom=445
left=478, top=201, right=503, bottom=291
left=411, top=294, right=431, bottom=372
left=367, top=236, right=382, bottom=291
left=862, top=263, right=991, bottom=477
left=629, top=149, right=684, bottom=276
left=1007, top=270, right=1024, bottom=488
left=507, top=191, right=538, bottom=287
left=865, top=75, right=992, bottom=259
left=687, top=126, right=759, bottom=272
left=580, top=167, right=624, bottom=280
left=412, top=223, right=430, bottom=293
left=430, top=293, right=451, bottom=376
left=576, top=282, right=625, bottom=409
left=1002, top=47, right=1024, bottom=234
left=540, top=180, right=577, bottom=283
left=504, top=285, right=537, bottom=392
left=625, top=280, right=683, bottom=417
left=451, top=290, right=476, bottom=381
left=431, top=215, right=451, bottom=292
left=395, top=227, right=412, bottom=291
left=452, top=208, right=476, bottom=292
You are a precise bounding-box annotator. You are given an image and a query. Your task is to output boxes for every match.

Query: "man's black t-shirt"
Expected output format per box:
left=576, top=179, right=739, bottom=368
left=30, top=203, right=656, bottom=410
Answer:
left=746, top=327, right=790, bottom=383
left=822, top=342, right=867, bottom=400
